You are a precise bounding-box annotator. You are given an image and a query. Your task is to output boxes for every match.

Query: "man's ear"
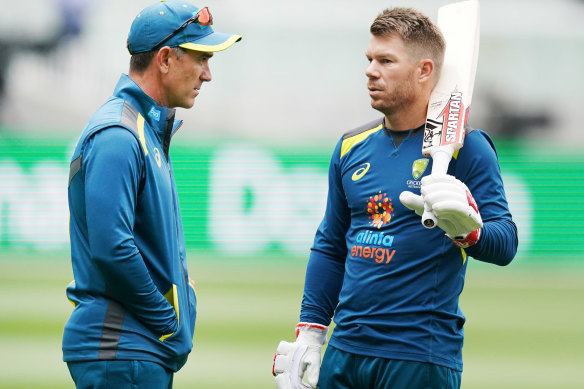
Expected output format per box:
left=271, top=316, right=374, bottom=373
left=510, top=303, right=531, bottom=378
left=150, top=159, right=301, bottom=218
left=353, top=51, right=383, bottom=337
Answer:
left=155, top=47, right=173, bottom=74
left=418, top=58, right=435, bottom=84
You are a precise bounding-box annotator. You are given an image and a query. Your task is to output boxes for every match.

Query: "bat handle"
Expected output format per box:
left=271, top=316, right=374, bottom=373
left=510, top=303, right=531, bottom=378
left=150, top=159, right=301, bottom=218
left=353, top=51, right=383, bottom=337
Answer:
left=422, top=206, right=438, bottom=228
left=421, top=148, right=454, bottom=229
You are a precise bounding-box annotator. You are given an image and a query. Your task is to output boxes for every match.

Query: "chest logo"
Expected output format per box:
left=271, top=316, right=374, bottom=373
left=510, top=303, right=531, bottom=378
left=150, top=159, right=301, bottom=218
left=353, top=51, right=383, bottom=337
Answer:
left=153, top=148, right=162, bottom=168
left=367, top=191, right=394, bottom=229
left=352, top=163, right=370, bottom=181
left=149, top=106, right=161, bottom=122
left=412, top=158, right=429, bottom=180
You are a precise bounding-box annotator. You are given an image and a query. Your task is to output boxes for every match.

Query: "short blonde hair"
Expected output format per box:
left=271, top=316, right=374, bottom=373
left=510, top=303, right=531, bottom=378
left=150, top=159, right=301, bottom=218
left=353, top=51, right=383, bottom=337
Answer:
left=371, top=8, right=445, bottom=73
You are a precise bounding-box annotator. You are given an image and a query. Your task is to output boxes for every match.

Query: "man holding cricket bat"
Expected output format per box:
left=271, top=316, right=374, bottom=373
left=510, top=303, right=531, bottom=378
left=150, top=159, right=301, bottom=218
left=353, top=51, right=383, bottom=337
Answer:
left=62, top=1, right=240, bottom=387
left=273, top=5, right=517, bottom=389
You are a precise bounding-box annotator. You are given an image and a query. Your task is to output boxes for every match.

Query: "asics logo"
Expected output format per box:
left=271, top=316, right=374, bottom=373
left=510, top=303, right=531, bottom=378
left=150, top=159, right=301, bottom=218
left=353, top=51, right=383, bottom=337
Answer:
left=352, top=163, right=370, bottom=181
left=153, top=148, right=162, bottom=168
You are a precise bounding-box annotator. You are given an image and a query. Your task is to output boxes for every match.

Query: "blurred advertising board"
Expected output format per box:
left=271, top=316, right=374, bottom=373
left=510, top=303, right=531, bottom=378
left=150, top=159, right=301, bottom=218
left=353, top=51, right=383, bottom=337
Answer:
left=0, top=134, right=581, bottom=263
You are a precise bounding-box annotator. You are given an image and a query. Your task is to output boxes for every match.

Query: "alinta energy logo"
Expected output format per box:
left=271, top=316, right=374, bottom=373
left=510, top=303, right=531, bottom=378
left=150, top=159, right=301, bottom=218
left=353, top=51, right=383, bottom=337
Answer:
left=350, top=191, right=396, bottom=264
left=367, top=191, right=394, bottom=229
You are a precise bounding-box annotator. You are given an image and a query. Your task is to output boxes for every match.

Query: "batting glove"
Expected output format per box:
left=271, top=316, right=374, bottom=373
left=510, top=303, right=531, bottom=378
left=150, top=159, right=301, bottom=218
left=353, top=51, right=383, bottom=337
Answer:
left=273, top=322, right=328, bottom=389
left=400, top=174, right=482, bottom=248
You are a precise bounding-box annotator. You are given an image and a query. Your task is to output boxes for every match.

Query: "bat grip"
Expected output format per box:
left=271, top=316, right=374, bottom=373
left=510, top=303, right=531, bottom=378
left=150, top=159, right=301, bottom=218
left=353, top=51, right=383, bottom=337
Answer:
left=421, top=148, right=454, bottom=229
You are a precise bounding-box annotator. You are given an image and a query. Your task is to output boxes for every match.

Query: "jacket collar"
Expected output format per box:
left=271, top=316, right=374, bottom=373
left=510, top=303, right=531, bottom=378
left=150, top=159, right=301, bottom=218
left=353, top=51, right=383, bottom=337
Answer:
left=113, top=74, right=183, bottom=144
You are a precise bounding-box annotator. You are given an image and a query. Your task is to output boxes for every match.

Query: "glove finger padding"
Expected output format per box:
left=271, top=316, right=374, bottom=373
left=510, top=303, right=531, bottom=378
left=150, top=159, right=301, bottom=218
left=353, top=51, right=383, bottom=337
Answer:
left=420, top=175, right=482, bottom=238
left=400, top=188, right=475, bottom=237
left=273, top=341, right=295, bottom=375
left=432, top=204, right=481, bottom=235
left=274, top=342, right=312, bottom=389
left=273, top=323, right=328, bottom=389
left=302, top=346, right=323, bottom=388
left=399, top=191, right=424, bottom=217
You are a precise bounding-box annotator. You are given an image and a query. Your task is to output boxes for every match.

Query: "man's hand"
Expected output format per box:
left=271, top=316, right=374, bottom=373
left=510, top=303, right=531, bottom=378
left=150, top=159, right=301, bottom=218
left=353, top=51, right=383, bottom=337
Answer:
left=273, top=322, right=328, bottom=389
left=400, top=174, right=482, bottom=248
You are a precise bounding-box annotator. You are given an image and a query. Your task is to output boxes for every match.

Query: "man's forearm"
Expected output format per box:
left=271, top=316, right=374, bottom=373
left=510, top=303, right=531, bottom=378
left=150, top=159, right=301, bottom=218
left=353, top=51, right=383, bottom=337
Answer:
left=300, top=249, right=345, bottom=325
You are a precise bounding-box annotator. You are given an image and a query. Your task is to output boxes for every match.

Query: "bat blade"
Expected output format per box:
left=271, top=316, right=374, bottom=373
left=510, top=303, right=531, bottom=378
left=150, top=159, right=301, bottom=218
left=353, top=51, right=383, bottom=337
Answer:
left=421, top=0, right=481, bottom=229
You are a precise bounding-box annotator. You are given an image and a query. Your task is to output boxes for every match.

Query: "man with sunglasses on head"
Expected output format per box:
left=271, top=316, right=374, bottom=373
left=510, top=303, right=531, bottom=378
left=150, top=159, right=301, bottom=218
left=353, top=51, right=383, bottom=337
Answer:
left=62, top=1, right=241, bottom=387
left=273, top=6, right=517, bottom=389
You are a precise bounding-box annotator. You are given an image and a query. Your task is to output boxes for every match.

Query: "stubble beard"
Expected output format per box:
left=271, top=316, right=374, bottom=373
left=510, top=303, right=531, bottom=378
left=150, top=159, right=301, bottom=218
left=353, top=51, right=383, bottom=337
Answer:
left=370, top=73, right=418, bottom=118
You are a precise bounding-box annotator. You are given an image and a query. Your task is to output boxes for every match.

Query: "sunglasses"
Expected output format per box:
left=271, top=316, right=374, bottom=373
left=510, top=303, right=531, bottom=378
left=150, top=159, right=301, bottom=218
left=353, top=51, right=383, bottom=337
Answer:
left=150, top=7, right=213, bottom=51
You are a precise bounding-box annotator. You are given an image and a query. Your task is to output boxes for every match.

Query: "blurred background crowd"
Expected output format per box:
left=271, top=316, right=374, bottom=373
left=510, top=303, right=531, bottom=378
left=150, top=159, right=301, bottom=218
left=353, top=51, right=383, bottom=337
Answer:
left=1, top=0, right=582, bottom=144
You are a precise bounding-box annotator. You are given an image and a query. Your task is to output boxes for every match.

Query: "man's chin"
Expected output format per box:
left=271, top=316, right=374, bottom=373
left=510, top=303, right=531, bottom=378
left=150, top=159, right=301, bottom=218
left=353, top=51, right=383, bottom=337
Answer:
left=179, top=99, right=196, bottom=109
left=370, top=101, right=387, bottom=114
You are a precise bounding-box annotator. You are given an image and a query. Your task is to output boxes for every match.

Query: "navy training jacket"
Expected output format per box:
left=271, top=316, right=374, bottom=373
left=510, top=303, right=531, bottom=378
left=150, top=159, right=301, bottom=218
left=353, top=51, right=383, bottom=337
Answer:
left=63, top=74, right=197, bottom=372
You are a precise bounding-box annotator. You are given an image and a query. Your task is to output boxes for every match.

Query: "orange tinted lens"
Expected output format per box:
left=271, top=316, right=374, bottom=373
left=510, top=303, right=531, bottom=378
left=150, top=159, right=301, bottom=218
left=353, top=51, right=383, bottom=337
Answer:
left=197, top=7, right=212, bottom=26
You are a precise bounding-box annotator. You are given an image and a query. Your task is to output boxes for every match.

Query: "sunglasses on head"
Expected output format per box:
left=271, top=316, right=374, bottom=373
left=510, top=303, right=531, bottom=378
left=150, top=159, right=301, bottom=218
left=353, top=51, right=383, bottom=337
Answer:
left=150, top=7, right=213, bottom=51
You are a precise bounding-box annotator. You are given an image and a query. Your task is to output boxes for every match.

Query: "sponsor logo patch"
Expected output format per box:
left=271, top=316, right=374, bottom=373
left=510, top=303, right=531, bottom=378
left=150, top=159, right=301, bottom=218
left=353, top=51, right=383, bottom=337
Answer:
left=367, top=191, right=394, bottom=229
left=407, top=158, right=429, bottom=189
left=148, top=106, right=161, bottom=122
left=153, top=148, right=162, bottom=167
left=352, top=163, right=370, bottom=181
left=412, top=158, right=429, bottom=180
left=344, top=191, right=400, bottom=265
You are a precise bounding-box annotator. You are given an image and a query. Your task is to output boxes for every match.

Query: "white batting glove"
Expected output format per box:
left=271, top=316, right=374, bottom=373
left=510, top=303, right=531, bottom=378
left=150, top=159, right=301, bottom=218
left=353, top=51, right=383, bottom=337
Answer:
left=273, top=322, right=328, bottom=389
left=400, top=174, right=482, bottom=248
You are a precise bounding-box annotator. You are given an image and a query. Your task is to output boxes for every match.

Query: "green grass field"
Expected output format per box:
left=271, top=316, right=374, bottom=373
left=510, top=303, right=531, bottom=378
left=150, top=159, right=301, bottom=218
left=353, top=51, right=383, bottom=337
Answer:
left=1, top=254, right=583, bottom=388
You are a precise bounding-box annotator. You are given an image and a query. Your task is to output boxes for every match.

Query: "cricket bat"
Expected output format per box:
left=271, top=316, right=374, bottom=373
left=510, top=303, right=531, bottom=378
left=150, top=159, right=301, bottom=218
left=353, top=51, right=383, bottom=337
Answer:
left=421, top=0, right=480, bottom=228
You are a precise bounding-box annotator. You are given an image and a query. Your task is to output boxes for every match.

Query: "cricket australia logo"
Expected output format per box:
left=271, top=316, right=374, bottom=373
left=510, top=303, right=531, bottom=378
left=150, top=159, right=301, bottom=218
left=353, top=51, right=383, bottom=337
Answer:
left=406, top=158, right=428, bottom=189
left=412, top=159, right=429, bottom=180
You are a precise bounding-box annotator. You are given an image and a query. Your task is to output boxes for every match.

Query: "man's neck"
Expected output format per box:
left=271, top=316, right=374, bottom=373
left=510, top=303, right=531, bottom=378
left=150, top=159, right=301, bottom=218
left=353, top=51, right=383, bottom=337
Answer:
left=383, top=100, right=428, bottom=131
left=384, top=114, right=425, bottom=132
left=129, top=71, right=166, bottom=107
